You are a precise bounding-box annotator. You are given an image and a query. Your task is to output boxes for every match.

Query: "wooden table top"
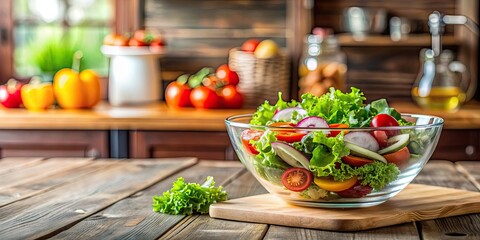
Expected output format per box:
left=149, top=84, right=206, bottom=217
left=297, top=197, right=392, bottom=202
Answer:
left=0, top=157, right=479, bottom=239
left=0, top=101, right=478, bottom=130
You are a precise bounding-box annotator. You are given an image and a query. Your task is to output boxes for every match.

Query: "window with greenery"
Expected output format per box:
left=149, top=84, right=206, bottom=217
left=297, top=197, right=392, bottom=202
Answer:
left=13, top=0, right=113, bottom=80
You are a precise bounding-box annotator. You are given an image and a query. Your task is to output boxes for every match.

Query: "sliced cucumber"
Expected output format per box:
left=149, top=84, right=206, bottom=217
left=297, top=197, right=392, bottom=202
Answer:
left=271, top=142, right=310, bottom=169
left=378, top=133, right=410, bottom=155
left=345, top=142, right=387, bottom=164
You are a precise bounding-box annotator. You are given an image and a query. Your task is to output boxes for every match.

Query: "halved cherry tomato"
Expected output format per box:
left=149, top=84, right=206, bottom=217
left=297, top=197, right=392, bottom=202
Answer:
left=370, top=114, right=400, bottom=137
left=383, top=146, right=410, bottom=167
left=241, top=129, right=264, bottom=155
left=328, top=123, right=349, bottom=137
left=372, top=130, right=388, bottom=148
left=336, top=183, right=372, bottom=198
left=269, top=122, right=306, bottom=143
left=341, top=155, right=374, bottom=167
left=281, top=168, right=313, bottom=192
left=314, top=176, right=358, bottom=192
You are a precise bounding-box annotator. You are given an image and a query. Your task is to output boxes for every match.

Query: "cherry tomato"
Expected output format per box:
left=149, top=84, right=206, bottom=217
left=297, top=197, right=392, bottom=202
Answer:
left=328, top=123, right=349, bottom=137
left=241, top=39, right=261, bottom=52
left=216, top=64, right=239, bottom=86
left=341, top=155, right=374, bottom=167
left=165, top=81, right=192, bottom=108
left=241, top=129, right=264, bottom=155
left=281, top=168, right=313, bottom=192
left=314, top=176, right=358, bottom=192
left=383, top=146, right=410, bottom=167
left=190, top=86, right=220, bottom=109
left=372, top=130, right=388, bottom=148
left=269, top=122, right=306, bottom=143
left=336, top=183, right=372, bottom=198
left=219, top=85, right=243, bottom=109
left=370, top=114, right=400, bottom=137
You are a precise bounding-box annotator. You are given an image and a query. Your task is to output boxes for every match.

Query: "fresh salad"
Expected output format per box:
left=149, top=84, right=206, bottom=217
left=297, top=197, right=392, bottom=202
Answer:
left=241, top=87, right=419, bottom=200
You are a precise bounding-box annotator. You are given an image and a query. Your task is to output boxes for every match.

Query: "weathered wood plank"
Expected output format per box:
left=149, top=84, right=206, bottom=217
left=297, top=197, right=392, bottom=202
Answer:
left=0, top=158, right=197, bottom=240
left=413, top=161, right=480, bottom=240
left=0, top=161, right=112, bottom=207
left=159, top=169, right=269, bottom=240
left=50, top=160, right=245, bottom=240
left=0, top=158, right=92, bottom=190
left=264, top=224, right=419, bottom=240
left=456, top=162, right=480, bottom=190
left=0, top=157, right=44, bottom=175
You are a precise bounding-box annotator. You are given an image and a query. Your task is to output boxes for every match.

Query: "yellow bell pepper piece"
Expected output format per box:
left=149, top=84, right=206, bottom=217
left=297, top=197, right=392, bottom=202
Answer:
left=53, top=51, right=101, bottom=109
left=54, top=69, right=101, bottom=109
left=21, top=77, right=55, bottom=111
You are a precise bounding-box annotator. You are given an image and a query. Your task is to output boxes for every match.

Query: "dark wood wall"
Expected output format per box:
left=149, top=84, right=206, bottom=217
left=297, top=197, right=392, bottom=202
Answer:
left=144, top=0, right=288, bottom=82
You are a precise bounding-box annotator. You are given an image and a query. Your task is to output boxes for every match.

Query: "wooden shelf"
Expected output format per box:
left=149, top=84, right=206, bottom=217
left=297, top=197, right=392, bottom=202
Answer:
left=337, top=34, right=457, bottom=47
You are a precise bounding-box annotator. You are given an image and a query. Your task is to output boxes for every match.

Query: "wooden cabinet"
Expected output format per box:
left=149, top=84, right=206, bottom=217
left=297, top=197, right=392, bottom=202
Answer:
left=130, top=130, right=237, bottom=160
left=431, top=130, right=480, bottom=161
left=0, top=130, right=109, bottom=158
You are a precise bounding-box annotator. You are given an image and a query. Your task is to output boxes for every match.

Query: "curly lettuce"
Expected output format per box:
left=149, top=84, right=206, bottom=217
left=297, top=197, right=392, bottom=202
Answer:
left=152, top=176, right=228, bottom=215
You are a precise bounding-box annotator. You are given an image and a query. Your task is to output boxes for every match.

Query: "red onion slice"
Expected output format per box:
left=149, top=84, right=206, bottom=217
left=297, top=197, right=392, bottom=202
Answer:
left=272, top=107, right=307, bottom=121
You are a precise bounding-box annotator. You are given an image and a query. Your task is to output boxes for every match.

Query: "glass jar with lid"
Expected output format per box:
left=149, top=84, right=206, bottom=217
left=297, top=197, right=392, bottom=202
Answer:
left=298, top=28, right=347, bottom=97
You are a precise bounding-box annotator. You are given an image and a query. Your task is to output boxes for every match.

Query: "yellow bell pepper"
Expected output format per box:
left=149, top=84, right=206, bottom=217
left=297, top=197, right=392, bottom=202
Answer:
left=53, top=51, right=101, bottom=109
left=21, top=77, right=55, bottom=111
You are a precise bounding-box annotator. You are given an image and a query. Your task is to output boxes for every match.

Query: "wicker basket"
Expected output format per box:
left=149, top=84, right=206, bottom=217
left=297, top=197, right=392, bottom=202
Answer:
left=229, top=48, right=290, bottom=108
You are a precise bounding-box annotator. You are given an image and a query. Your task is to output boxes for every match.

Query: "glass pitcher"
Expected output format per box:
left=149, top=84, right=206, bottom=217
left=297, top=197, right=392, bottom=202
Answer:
left=411, top=49, right=473, bottom=111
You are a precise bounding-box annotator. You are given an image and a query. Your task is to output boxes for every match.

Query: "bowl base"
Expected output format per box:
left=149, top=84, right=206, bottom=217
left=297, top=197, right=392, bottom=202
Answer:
left=284, top=199, right=387, bottom=208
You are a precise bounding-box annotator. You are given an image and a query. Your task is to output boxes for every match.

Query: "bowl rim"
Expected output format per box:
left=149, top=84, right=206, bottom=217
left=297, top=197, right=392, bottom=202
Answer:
left=225, top=113, right=444, bottom=131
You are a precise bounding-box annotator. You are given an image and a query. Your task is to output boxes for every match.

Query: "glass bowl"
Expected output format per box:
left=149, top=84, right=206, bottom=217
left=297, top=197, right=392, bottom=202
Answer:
left=225, top=114, right=443, bottom=208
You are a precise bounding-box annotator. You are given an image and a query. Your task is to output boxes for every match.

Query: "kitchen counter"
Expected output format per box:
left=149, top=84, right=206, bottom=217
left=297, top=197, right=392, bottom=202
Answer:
left=0, top=157, right=479, bottom=239
left=0, top=101, right=479, bottom=130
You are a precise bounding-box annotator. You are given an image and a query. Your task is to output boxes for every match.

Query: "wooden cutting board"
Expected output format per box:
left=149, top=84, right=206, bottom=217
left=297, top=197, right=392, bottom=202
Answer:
left=209, top=184, right=480, bottom=231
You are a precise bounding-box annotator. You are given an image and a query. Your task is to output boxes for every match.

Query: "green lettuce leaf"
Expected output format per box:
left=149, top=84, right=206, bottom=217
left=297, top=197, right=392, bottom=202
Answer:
left=253, top=130, right=290, bottom=169
left=250, top=92, right=299, bottom=125
left=300, top=87, right=368, bottom=127
left=356, top=162, right=400, bottom=190
left=152, top=176, right=228, bottom=215
left=308, top=132, right=352, bottom=181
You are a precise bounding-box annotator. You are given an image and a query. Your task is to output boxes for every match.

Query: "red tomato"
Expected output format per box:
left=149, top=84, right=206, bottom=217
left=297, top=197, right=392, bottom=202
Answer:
left=383, top=146, right=410, bottom=167
left=190, top=86, right=220, bottom=109
left=328, top=123, right=349, bottom=137
left=341, top=155, right=374, bottom=167
left=241, top=129, right=263, bottom=155
left=150, top=38, right=166, bottom=47
left=165, top=81, right=192, bottom=108
left=0, top=79, right=24, bottom=108
left=241, top=39, right=261, bottom=52
left=372, top=130, right=388, bottom=148
left=336, top=183, right=372, bottom=198
left=269, top=122, right=306, bottom=143
left=216, top=64, right=239, bottom=86
left=219, top=85, right=243, bottom=109
left=281, top=168, right=313, bottom=192
left=128, top=38, right=147, bottom=47
left=133, top=29, right=156, bottom=45
left=370, top=114, right=400, bottom=137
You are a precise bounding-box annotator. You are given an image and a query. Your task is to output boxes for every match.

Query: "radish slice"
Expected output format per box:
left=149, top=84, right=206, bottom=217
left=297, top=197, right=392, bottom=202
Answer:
left=272, top=107, right=307, bottom=121
left=344, top=132, right=380, bottom=152
left=296, top=116, right=330, bottom=134
left=271, top=142, right=310, bottom=169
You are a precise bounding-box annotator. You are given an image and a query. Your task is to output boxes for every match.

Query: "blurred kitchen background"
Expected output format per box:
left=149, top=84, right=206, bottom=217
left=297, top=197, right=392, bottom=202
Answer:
left=0, top=0, right=478, bottom=104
